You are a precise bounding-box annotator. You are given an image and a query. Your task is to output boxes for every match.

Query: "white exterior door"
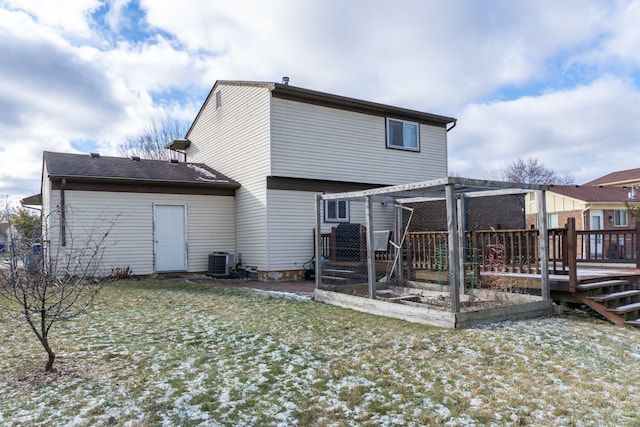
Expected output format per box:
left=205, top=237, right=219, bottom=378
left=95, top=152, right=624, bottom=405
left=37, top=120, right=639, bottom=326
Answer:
left=589, top=210, right=604, bottom=256
left=154, top=204, right=187, bottom=272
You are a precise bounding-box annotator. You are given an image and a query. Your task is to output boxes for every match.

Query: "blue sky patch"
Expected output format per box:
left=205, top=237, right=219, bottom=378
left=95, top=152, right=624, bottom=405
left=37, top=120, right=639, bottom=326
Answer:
left=71, top=139, right=99, bottom=153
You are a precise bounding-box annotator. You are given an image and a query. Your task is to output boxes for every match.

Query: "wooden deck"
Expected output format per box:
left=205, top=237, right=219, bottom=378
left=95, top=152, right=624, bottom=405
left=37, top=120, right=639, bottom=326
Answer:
left=493, top=266, right=640, bottom=292
left=316, top=220, right=640, bottom=327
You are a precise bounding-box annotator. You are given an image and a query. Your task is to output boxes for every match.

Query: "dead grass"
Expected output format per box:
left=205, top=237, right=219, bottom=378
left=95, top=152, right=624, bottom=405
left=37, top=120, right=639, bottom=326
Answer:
left=0, top=279, right=640, bottom=426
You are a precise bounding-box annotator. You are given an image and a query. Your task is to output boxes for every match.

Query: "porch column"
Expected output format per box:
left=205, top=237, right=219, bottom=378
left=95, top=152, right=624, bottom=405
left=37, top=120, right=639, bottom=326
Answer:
left=537, top=190, right=550, bottom=300
left=365, top=196, right=376, bottom=299
left=446, top=184, right=460, bottom=313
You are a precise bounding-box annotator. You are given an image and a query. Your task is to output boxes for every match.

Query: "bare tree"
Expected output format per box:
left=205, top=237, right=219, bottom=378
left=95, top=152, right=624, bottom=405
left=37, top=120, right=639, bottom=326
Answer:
left=495, top=157, right=575, bottom=185
left=0, top=205, right=116, bottom=372
left=119, top=117, right=190, bottom=160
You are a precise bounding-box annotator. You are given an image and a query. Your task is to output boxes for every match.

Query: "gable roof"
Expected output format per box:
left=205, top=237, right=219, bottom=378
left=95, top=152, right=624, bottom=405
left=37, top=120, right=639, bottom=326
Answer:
left=549, top=185, right=636, bottom=203
left=186, top=80, right=457, bottom=139
left=583, top=167, right=640, bottom=187
left=43, top=151, right=240, bottom=189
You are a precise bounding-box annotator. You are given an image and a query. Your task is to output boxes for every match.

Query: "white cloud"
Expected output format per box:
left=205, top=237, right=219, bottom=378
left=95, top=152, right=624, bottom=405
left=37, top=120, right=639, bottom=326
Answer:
left=1, top=0, right=640, bottom=202
left=449, top=76, right=640, bottom=183
left=2, top=0, right=101, bottom=38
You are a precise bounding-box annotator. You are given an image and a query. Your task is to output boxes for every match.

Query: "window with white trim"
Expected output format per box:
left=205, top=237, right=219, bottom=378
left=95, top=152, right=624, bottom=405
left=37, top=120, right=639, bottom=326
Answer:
left=325, top=200, right=349, bottom=223
left=547, top=212, right=559, bottom=228
left=614, top=210, right=628, bottom=226
left=386, top=118, right=419, bottom=151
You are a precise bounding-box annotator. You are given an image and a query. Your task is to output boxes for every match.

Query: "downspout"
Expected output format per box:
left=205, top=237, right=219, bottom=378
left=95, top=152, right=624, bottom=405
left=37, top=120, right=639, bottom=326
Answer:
left=60, top=178, right=66, bottom=246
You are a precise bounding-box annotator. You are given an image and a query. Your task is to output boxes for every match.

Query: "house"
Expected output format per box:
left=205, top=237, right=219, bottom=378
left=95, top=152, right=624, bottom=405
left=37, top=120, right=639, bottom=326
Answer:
left=525, top=185, right=640, bottom=231
left=584, top=167, right=640, bottom=188
left=37, top=152, right=239, bottom=275
left=171, top=80, right=456, bottom=280
left=28, top=80, right=457, bottom=279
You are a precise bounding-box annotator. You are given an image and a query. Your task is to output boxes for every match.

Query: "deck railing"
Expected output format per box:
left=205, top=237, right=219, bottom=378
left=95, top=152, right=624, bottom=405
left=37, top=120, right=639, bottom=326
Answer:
left=575, top=228, right=639, bottom=263
left=318, top=220, right=640, bottom=279
left=406, top=229, right=545, bottom=274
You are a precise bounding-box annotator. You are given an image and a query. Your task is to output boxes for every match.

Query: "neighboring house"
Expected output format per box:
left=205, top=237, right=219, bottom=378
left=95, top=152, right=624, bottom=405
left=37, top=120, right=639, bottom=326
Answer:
left=37, top=152, right=239, bottom=275
left=525, top=185, right=640, bottom=231
left=584, top=167, right=640, bottom=188
left=28, top=80, right=456, bottom=279
left=171, top=80, right=456, bottom=280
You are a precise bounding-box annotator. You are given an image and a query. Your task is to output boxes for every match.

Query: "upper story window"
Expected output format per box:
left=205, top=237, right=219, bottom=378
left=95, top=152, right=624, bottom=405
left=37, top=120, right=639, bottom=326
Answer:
left=614, top=210, right=628, bottom=227
left=387, top=118, right=419, bottom=151
left=325, top=200, right=349, bottom=223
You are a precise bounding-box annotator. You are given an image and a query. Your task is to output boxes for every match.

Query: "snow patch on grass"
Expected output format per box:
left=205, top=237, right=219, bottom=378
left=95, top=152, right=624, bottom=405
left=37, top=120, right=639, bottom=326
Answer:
left=1, top=280, right=640, bottom=426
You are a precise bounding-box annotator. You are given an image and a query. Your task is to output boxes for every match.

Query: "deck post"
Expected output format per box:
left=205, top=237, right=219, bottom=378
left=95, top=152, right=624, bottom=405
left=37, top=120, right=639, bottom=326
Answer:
left=395, top=202, right=404, bottom=284
left=314, top=195, right=323, bottom=290
left=537, top=190, right=550, bottom=300
left=446, top=183, right=460, bottom=313
left=635, top=221, right=640, bottom=269
left=365, top=196, right=376, bottom=299
left=566, top=217, right=578, bottom=292
left=457, top=194, right=466, bottom=295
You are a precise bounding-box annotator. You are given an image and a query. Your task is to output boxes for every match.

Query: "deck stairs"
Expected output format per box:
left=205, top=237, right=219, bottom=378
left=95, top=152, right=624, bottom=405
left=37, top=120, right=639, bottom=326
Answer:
left=573, top=278, right=640, bottom=327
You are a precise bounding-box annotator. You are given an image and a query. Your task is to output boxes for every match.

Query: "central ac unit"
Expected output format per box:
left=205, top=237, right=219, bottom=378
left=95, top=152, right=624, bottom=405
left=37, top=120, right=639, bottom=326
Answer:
left=208, top=252, right=232, bottom=277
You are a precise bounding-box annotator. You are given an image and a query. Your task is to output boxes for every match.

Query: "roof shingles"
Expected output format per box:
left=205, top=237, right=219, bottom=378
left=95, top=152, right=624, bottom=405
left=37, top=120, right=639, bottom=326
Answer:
left=44, top=151, right=239, bottom=188
left=584, top=168, right=640, bottom=186
left=549, top=185, right=635, bottom=203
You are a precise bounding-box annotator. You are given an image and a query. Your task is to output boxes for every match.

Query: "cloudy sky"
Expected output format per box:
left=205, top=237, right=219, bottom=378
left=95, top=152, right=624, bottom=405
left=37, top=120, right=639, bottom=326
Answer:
left=1, top=0, right=639, bottom=203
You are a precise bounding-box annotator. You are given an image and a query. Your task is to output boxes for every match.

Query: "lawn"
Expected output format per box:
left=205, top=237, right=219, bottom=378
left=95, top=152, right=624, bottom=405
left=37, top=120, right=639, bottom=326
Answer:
left=1, top=279, right=640, bottom=426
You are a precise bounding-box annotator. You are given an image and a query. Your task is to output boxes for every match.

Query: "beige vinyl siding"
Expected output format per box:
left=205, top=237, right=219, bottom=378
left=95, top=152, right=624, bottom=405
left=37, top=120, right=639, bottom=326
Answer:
left=547, top=193, right=587, bottom=212
left=45, top=191, right=234, bottom=275
left=265, top=190, right=317, bottom=272
left=271, top=98, right=448, bottom=184
left=188, top=83, right=272, bottom=269
left=527, top=192, right=587, bottom=215
left=266, top=190, right=397, bottom=272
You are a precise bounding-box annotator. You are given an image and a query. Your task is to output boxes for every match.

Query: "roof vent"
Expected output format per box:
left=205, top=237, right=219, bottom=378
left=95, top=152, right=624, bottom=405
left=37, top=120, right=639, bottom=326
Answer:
left=90, top=153, right=100, bottom=159
left=170, top=159, right=179, bottom=164
left=282, top=76, right=289, bottom=85
left=131, top=156, right=141, bottom=161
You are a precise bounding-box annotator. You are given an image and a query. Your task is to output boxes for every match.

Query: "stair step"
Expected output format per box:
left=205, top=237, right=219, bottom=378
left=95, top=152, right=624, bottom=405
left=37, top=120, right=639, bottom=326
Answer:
left=625, top=319, right=640, bottom=327
left=590, top=290, right=640, bottom=302
left=577, top=279, right=630, bottom=290
left=607, top=301, right=640, bottom=314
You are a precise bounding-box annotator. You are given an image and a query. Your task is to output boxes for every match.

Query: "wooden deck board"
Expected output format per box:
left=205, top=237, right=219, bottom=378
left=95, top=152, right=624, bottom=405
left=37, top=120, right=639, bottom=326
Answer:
left=590, top=290, right=640, bottom=302
left=608, top=301, right=640, bottom=313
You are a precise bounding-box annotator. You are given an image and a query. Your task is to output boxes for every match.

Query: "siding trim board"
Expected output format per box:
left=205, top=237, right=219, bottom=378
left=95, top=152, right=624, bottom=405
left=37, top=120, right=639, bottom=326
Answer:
left=50, top=179, right=237, bottom=196
left=266, top=176, right=388, bottom=193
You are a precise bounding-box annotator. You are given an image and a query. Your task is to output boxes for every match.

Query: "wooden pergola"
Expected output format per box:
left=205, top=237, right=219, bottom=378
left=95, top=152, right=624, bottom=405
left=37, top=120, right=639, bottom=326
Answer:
left=315, top=177, right=550, bottom=314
